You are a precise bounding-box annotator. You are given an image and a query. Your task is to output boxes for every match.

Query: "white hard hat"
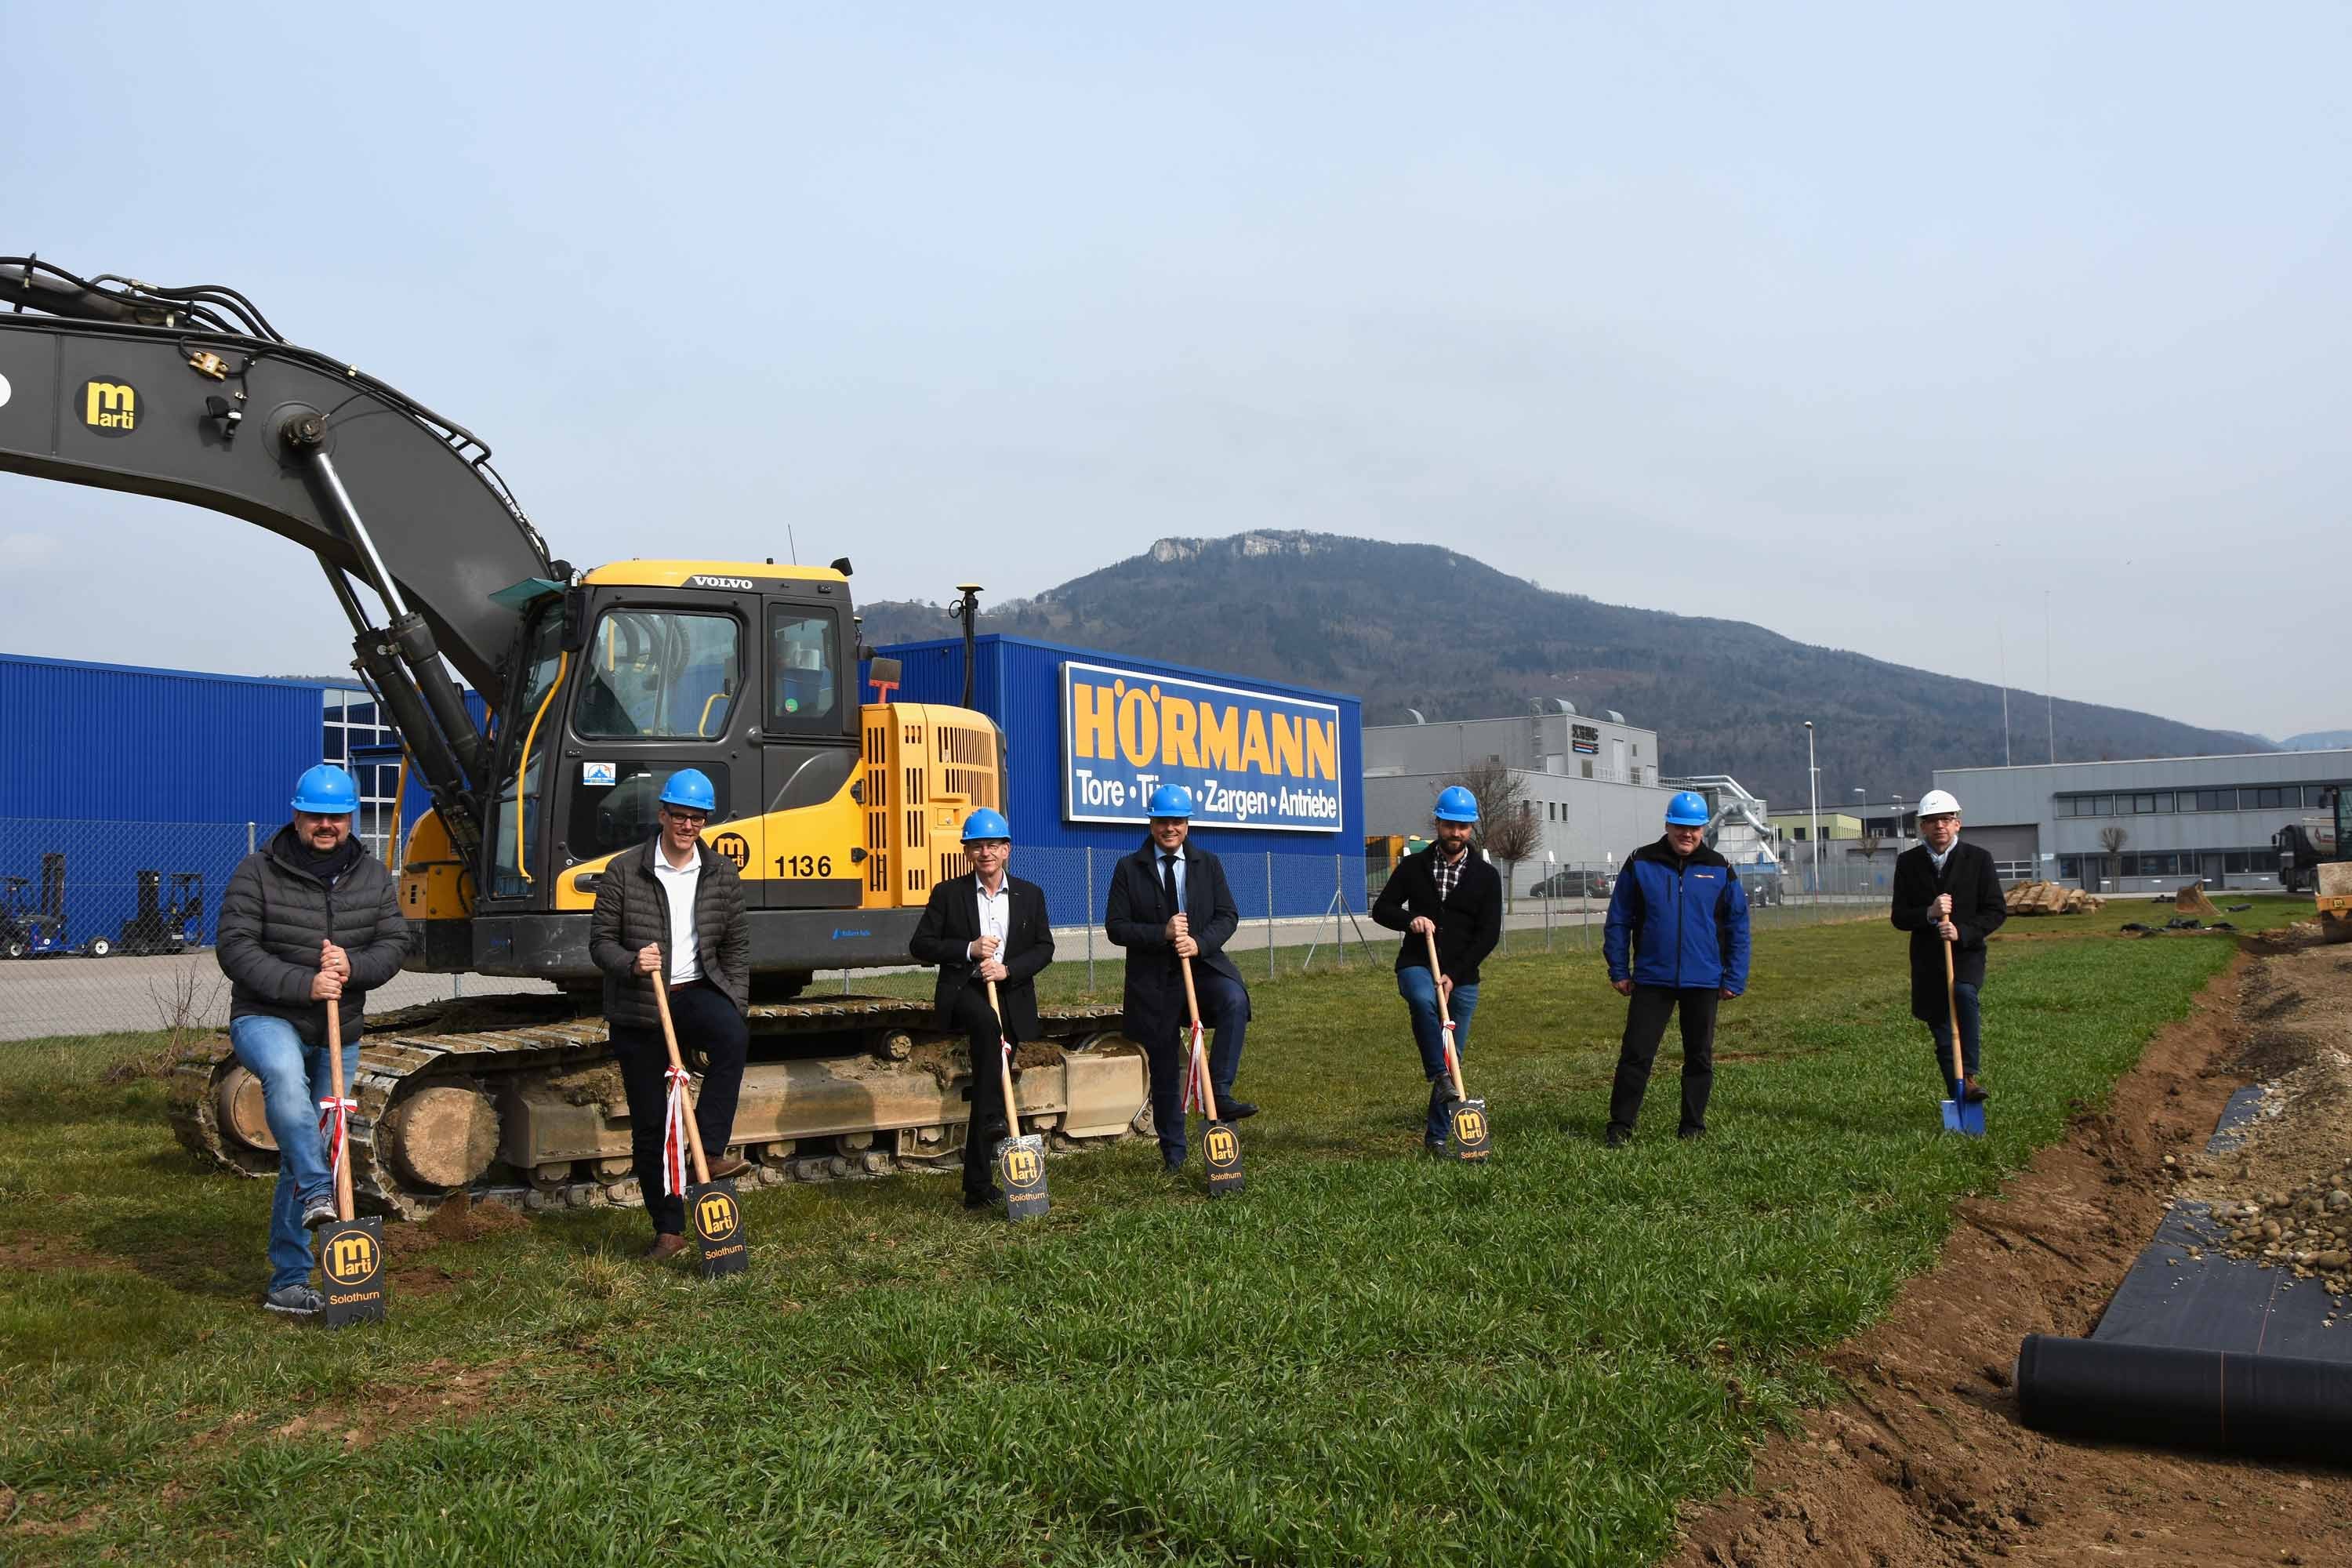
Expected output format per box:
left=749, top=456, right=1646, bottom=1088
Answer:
left=1918, top=789, right=1961, bottom=817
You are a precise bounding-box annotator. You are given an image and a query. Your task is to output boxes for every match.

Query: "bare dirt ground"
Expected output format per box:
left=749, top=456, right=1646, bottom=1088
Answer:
left=1672, top=935, right=2352, bottom=1568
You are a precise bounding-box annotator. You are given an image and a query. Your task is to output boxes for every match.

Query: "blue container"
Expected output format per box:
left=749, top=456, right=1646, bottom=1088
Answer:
left=870, top=635, right=1363, bottom=920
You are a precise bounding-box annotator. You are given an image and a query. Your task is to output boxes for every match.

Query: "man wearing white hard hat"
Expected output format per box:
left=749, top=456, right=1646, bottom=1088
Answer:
left=1889, top=789, right=2006, bottom=1105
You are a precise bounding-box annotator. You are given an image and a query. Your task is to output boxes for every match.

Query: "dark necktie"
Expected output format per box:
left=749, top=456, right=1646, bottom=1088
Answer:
left=1160, top=853, right=1180, bottom=918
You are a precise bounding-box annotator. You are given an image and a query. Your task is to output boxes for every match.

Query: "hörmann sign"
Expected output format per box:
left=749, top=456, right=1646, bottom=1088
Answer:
left=1060, top=660, right=1343, bottom=832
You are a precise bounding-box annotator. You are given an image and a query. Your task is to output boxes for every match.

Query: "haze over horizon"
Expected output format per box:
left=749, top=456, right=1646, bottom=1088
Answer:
left=4, top=3, right=2346, bottom=740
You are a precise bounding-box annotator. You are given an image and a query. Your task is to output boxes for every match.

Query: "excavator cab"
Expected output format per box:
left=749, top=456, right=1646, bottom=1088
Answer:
left=397, top=558, right=1001, bottom=995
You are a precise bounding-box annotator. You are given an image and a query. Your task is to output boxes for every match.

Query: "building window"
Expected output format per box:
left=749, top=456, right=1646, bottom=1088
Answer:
left=2058, top=854, right=2084, bottom=880
left=2090, top=795, right=2114, bottom=815
left=320, top=688, right=401, bottom=860
left=2249, top=787, right=2285, bottom=810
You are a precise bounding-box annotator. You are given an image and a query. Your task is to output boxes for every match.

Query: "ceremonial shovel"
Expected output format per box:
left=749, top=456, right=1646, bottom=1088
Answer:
left=315, top=998, right=387, bottom=1327
left=1425, top=930, right=1490, bottom=1161
left=650, top=978, right=750, bottom=1275
left=986, top=981, right=1051, bottom=1221
left=1938, top=937, right=1986, bottom=1139
left=1179, top=956, right=1245, bottom=1196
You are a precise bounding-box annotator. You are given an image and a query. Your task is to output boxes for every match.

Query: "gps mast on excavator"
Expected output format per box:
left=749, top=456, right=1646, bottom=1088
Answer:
left=0, top=256, right=1143, bottom=1215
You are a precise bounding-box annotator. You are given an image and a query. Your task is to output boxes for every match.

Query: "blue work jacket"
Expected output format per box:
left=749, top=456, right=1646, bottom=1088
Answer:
left=1602, top=837, right=1751, bottom=994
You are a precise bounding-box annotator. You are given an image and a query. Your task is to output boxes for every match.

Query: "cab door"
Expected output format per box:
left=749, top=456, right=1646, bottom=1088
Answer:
left=556, top=591, right=762, bottom=896
left=757, top=594, right=865, bottom=909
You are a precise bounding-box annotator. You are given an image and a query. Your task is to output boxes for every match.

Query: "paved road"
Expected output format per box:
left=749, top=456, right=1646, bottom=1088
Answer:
left=0, top=895, right=1882, bottom=1044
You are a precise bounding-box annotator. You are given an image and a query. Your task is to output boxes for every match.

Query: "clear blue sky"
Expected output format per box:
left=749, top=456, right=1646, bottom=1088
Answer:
left=4, top=2, right=2346, bottom=739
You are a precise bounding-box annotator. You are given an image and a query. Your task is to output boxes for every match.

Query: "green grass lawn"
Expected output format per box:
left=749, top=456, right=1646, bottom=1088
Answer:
left=0, top=900, right=2302, bottom=1565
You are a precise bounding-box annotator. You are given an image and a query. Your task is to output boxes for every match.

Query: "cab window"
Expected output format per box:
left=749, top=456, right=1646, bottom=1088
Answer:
left=768, top=609, right=841, bottom=731
left=574, top=611, right=742, bottom=739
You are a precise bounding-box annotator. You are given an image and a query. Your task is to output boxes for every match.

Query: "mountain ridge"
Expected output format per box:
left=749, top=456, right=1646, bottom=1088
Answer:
left=861, top=531, right=2272, bottom=808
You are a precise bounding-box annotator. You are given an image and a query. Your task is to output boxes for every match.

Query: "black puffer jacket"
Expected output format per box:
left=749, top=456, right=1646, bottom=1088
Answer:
left=589, top=837, right=751, bottom=1029
left=216, top=825, right=410, bottom=1044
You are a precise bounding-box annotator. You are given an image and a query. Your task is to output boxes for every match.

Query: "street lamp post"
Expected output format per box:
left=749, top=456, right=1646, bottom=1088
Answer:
left=1804, top=720, right=1820, bottom=905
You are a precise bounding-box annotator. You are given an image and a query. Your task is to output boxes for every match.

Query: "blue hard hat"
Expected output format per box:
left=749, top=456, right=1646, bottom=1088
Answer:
left=1433, top=785, right=1479, bottom=823
left=659, top=768, right=717, bottom=812
left=292, top=764, right=360, bottom=815
left=1146, top=783, right=1195, bottom=818
left=1664, top=790, right=1711, bottom=827
left=960, top=807, right=1011, bottom=843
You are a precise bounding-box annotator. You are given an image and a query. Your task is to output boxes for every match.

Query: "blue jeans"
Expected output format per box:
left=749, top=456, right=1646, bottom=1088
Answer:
left=1926, top=982, right=1983, bottom=1099
left=1398, top=966, right=1479, bottom=1145
left=228, top=1015, right=361, bottom=1291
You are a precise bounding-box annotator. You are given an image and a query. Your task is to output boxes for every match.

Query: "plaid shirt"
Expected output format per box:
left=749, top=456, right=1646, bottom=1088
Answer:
left=1432, top=847, right=1468, bottom=902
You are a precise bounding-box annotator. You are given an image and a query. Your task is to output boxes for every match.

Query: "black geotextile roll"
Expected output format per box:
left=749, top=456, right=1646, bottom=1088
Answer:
left=2016, top=1334, right=2352, bottom=1460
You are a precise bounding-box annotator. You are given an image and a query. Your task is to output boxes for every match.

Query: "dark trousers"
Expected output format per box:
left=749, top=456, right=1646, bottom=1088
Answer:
left=1141, top=965, right=1250, bottom=1160
left=609, top=980, right=750, bottom=1236
left=1607, top=985, right=1719, bottom=1137
left=1925, top=981, right=1984, bottom=1098
left=948, top=987, right=1014, bottom=1199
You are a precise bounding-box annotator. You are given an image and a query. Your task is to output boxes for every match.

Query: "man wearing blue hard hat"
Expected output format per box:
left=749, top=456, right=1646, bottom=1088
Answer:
left=1600, top=790, right=1751, bottom=1146
left=1372, top=784, right=1504, bottom=1152
left=909, top=806, right=1057, bottom=1208
left=589, top=768, right=752, bottom=1261
left=1105, top=783, right=1254, bottom=1173
left=216, top=764, right=408, bottom=1317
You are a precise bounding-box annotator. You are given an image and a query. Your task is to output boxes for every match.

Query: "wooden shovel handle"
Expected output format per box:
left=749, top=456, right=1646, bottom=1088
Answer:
left=1178, top=955, right=1219, bottom=1121
left=1424, top=929, right=1466, bottom=1100
left=986, top=980, right=1024, bottom=1140
left=1941, top=935, right=1964, bottom=1086
left=326, top=1000, right=354, bottom=1222
left=650, top=976, right=712, bottom=1185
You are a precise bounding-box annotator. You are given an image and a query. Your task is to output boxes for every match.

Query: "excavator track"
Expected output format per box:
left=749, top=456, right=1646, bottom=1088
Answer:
left=169, top=993, right=1146, bottom=1221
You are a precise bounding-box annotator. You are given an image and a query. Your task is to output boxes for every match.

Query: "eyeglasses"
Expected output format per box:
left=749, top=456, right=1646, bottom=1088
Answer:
left=661, top=808, right=710, bottom=826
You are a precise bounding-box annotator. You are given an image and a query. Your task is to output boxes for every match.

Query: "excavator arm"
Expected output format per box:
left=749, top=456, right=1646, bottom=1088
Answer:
left=0, top=256, right=561, bottom=854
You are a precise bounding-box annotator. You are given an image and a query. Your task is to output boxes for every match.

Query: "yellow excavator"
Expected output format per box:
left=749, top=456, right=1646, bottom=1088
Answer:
left=0, top=256, right=1144, bottom=1216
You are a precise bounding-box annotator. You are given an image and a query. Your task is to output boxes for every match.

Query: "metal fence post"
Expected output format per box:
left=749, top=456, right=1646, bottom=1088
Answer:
left=1581, top=872, right=1591, bottom=951
left=246, top=821, right=256, bottom=854
left=1265, top=851, right=1276, bottom=981
left=1084, top=845, right=1095, bottom=994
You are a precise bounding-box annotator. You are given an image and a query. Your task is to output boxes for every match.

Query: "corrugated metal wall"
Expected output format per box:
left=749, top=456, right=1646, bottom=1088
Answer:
left=870, top=635, right=1364, bottom=919
left=1, top=653, right=328, bottom=822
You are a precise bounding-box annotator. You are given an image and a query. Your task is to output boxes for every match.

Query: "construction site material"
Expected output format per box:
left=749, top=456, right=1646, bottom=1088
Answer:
left=2016, top=1334, right=2352, bottom=1459
left=2172, top=882, right=2222, bottom=921
left=2002, top=880, right=2104, bottom=916
left=2315, top=860, right=2352, bottom=943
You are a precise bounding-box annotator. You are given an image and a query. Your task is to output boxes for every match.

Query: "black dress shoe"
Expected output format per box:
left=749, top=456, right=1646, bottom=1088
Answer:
left=1604, top=1127, right=1632, bottom=1149
left=1215, top=1099, right=1259, bottom=1121
left=1161, top=1154, right=1187, bottom=1175
left=963, top=1187, right=1005, bottom=1210
left=1677, top=1126, right=1706, bottom=1142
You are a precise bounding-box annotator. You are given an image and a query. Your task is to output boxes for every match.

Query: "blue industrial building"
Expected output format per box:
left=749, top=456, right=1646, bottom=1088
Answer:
left=873, top=634, right=1364, bottom=924
left=2, top=637, right=1364, bottom=953
left=0, top=652, right=400, bottom=953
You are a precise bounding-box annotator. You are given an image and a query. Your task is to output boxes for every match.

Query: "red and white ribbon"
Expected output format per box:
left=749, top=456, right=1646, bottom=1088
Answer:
left=660, top=1063, right=694, bottom=1196
left=315, top=1094, right=357, bottom=1188
left=1442, top=1019, right=1460, bottom=1084
left=1182, top=1020, right=1211, bottom=1115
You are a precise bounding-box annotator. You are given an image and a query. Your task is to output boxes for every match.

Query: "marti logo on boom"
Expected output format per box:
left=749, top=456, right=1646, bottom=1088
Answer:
left=81, top=376, right=139, bottom=435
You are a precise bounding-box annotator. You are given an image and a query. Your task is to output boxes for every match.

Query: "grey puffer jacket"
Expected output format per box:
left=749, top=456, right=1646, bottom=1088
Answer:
left=589, top=837, right=750, bottom=1029
left=216, top=825, right=410, bottom=1044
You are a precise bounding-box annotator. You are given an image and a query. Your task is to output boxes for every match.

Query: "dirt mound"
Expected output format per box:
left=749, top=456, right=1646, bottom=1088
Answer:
left=1671, top=952, right=2352, bottom=1567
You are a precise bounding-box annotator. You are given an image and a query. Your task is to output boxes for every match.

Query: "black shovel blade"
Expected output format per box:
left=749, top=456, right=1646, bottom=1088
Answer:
left=689, top=1178, right=750, bottom=1276
left=1202, top=1119, right=1246, bottom=1196
left=317, top=1215, right=387, bottom=1327
left=996, top=1134, right=1050, bottom=1221
left=1447, top=1097, right=1492, bottom=1162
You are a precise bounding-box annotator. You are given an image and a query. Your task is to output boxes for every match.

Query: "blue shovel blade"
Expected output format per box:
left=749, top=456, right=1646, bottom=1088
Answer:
left=1941, top=1098, right=1987, bottom=1138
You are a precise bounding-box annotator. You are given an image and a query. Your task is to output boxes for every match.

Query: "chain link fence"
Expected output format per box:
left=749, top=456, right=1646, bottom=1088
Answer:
left=0, top=822, right=1894, bottom=1048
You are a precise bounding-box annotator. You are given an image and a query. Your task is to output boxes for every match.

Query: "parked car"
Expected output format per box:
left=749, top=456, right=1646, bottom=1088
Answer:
left=1527, top=870, right=1612, bottom=899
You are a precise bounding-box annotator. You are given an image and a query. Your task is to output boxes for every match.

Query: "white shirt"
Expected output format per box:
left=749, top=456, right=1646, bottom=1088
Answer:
left=1927, top=840, right=1955, bottom=874
left=970, top=873, right=1010, bottom=963
left=652, top=845, right=702, bottom=984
